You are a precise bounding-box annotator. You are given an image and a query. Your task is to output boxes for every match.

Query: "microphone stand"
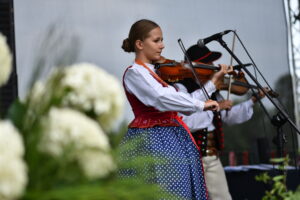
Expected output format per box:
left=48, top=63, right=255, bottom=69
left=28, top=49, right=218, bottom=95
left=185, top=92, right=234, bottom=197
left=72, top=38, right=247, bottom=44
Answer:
left=178, top=39, right=211, bottom=100
left=216, top=36, right=300, bottom=158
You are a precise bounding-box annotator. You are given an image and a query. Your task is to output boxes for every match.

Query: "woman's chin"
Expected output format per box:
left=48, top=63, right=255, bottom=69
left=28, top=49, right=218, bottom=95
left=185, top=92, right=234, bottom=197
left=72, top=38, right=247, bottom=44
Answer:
left=152, top=56, right=161, bottom=62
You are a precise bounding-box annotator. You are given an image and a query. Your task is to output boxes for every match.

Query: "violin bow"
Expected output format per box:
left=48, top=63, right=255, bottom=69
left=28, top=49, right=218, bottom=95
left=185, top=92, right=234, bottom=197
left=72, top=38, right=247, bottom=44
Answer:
left=226, top=31, right=236, bottom=101
left=178, top=39, right=210, bottom=100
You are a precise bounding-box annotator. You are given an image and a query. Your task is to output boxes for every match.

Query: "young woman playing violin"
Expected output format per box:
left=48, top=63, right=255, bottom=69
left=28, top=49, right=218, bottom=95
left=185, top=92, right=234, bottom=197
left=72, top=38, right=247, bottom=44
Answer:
left=120, top=19, right=233, bottom=200
left=174, top=44, right=266, bottom=200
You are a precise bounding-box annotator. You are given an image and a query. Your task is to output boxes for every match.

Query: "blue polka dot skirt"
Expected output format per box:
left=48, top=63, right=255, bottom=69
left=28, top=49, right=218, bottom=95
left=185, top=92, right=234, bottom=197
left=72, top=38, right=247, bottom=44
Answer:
left=119, top=123, right=208, bottom=200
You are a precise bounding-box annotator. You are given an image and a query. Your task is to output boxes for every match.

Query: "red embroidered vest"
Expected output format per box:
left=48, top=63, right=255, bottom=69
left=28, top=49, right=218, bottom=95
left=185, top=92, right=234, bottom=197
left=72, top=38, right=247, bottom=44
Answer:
left=123, top=65, right=179, bottom=128
left=122, top=61, right=200, bottom=150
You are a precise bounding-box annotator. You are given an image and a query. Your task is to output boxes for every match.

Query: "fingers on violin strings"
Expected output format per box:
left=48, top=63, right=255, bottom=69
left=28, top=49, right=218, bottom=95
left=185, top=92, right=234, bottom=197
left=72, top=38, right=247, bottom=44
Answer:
left=219, top=64, right=227, bottom=73
left=222, top=65, right=231, bottom=74
left=227, top=65, right=234, bottom=72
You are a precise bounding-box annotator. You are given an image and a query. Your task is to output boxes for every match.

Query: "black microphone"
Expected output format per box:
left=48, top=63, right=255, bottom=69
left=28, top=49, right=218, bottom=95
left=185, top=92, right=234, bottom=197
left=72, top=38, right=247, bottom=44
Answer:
left=197, top=30, right=232, bottom=47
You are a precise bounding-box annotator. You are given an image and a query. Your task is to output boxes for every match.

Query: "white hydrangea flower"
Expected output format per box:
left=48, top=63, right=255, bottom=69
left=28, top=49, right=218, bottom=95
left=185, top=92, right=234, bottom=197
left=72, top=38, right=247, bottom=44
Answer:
left=0, top=33, right=12, bottom=87
left=78, top=150, right=116, bottom=179
left=0, top=121, right=24, bottom=157
left=38, top=107, right=115, bottom=179
left=0, top=121, right=27, bottom=200
left=60, top=63, right=125, bottom=132
left=25, top=80, right=46, bottom=110
left=28, top=81, right=45, bottom=103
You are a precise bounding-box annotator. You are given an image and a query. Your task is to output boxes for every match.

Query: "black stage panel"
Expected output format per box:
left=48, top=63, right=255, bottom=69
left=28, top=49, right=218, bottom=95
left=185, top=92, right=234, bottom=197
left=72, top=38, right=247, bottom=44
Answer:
left=226, top=166, right=300, bottom=200
left=0, top=0, right=18, bottom=117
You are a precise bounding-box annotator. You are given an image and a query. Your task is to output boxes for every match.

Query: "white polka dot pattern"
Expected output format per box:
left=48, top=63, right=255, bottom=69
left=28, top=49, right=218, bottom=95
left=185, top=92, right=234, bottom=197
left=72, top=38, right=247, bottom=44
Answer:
left=120, top=123, right=208, bottom=200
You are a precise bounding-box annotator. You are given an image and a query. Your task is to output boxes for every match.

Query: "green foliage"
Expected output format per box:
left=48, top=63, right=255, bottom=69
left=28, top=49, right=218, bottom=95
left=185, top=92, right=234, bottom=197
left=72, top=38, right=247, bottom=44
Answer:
left=255, top=156, right=300, bottom=200
left=17, top=132, right=174, bottom=200
left=6, top=99, right=27, bottom=130
left=7, top=101, right=170, bottom=200
left=107, top=120, right=128, bottom=149
left=1, top=25, right=185, bottom=199
left=21, top=162, right=167, bottom=200
left=4, top=69, right=170, bottom=200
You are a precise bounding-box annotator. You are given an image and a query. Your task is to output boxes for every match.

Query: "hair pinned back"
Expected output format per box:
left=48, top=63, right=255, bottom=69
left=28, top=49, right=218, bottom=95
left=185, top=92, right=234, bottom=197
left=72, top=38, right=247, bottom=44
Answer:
left=122, top=19, right=159, bottom=53
left=122, top=38, right=132, bottom=52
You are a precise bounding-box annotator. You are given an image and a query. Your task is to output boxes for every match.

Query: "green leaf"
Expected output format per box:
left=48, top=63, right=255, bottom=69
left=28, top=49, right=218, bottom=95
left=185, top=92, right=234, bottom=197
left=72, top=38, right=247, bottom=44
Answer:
left=255, top=172, right=270, bottom=183
left=272, top=175, right=284, bottom=182
left=270, top=157, right=285, bottom=163
left=6, top=99, right=27, bottom=130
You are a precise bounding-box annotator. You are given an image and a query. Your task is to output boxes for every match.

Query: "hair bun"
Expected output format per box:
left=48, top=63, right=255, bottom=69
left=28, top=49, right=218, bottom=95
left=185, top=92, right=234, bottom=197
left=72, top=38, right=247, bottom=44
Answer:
left=122, top=38, right=132, bottom=52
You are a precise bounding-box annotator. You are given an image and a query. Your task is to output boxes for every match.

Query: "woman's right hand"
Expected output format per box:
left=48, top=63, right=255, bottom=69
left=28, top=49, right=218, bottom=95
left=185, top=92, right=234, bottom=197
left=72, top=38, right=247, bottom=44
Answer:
left=203, top=99, right=219, bottom=111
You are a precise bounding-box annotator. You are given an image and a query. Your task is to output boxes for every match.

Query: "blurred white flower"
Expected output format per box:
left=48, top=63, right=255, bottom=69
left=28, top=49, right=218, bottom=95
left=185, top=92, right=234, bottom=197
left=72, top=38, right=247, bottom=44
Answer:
left=38, top=107, right=115, bottom=179
left=60, top=63, right=125, bottom=132
left=0, top=33, right=12, bottom=87
left=26, top=62, right=125, bottom=132
left=28, top=80, right=45, bottom=104
left=0, top=120, right=27, bottom=200
left=78, top=150, right=116, bottom=179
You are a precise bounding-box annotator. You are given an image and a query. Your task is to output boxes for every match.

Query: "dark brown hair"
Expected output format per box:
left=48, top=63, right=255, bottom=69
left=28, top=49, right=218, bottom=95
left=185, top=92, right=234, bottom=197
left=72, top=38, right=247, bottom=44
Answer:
left=122, top=19, right=159, bottom=53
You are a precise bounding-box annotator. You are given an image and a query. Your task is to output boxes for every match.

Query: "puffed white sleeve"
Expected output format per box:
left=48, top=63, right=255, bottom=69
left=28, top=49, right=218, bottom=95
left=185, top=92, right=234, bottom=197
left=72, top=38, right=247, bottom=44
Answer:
left=174, top=80, right=216, bottom=101
left=124, top=66, right=205, bottom=114
left=190, top=80, right=216, bottom=100
left=174, top=81, right=216, bottom=131
left=221, top=99, right=254, bottom=125
left=179, top=111, right=214, bottom=132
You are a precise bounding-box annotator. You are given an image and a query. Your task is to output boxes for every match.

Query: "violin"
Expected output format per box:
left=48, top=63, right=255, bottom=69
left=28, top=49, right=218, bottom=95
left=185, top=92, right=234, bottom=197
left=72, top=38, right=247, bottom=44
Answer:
left=155, top=56, right=253, bottom=96
left=155, top=57, right=214, bottom=83
left=219, top=77, right=279, bottom=97
left=217, top=71, right=249, bottom=95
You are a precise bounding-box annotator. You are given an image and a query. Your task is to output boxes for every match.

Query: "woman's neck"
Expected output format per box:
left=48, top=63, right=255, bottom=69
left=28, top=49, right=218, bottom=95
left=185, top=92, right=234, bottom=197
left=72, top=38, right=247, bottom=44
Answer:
left=135, top=54, right=152, bottom=64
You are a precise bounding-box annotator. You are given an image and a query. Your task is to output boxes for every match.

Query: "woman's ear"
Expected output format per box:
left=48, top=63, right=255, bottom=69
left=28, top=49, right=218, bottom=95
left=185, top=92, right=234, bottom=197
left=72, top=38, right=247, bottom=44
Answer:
left=135, top=39, right=143, bottom=50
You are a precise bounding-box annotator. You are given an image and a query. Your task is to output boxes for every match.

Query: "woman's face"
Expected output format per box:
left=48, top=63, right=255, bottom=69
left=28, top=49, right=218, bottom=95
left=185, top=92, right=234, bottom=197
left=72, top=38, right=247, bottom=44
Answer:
left=137, top=27, right=164, bottom=63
